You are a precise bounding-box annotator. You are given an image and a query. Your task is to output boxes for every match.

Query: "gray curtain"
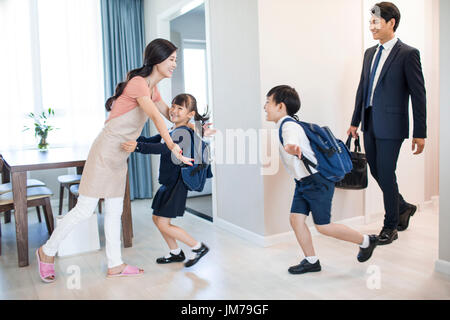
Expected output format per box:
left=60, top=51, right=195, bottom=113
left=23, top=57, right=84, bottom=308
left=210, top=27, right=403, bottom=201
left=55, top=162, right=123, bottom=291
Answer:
left=100, top=0, right=152, bottom=199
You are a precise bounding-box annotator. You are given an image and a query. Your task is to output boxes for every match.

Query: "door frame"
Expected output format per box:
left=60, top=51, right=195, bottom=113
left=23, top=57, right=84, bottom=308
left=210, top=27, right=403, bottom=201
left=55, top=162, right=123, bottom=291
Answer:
left=157, top=0, right=218, bottom=223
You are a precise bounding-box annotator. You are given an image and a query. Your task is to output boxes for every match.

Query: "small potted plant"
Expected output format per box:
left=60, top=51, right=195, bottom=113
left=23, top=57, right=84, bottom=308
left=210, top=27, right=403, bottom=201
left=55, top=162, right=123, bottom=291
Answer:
left=23, top=108, right=58, bottom=151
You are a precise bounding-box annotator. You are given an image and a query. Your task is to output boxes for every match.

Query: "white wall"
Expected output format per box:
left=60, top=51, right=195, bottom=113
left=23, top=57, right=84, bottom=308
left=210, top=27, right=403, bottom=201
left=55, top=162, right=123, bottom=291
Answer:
left=437, top=0, right=450, bottom=273
left=259, top=0, right=365, bottom=235
left=208, top=0, right=265, bottom=234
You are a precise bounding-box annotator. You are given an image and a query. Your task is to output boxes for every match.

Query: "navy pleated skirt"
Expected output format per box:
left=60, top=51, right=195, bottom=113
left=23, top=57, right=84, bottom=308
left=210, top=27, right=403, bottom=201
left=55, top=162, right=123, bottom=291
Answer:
left=152, top=175, right=188, bottom=218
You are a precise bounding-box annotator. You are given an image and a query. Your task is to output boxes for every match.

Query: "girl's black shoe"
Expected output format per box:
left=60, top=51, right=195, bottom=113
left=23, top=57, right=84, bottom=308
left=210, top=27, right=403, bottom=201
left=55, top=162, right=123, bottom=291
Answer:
left=184, top=243, right=209, bottom=267
left=156, top=250, right=186, bottom=264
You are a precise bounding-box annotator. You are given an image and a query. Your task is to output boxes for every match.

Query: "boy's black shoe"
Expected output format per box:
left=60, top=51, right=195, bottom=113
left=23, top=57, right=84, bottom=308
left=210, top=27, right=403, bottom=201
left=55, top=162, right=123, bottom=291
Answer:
left=184, top=243, right=209, bottom=268
left=377, top=227, right=398, bottom=245
left=288, top=259, right=321, bottom=275
left=398, top=204, right=417, bottom=231
left=357, top=235, right=378, bottom=262
left=156, top=250, right=186, bottom=264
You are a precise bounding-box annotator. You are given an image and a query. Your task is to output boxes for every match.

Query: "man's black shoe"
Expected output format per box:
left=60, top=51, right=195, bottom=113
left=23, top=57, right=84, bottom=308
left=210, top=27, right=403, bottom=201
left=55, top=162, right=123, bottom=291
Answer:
left=288, top=259, right=321, bottom=275
left=377, top=228, right=398, bottom=245
left=398, top=204, right=417, bottom=231
left=357, top=235, right=378, bottom=262
left=156, top=250, right=186, bottom=264
left=184, top=243, right=209, bottom=268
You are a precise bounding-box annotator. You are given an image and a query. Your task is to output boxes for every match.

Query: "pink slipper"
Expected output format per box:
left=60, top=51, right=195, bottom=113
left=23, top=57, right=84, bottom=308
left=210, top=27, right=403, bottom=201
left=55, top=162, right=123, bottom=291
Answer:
left=106, top=265, right=144, bottom=278
left=36, top=249, right=55, bottom=283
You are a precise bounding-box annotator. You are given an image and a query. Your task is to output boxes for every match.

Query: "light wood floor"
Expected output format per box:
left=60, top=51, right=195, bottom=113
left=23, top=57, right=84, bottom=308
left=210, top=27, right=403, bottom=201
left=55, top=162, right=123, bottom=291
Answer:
left=0, top=200, right=449, bottom=300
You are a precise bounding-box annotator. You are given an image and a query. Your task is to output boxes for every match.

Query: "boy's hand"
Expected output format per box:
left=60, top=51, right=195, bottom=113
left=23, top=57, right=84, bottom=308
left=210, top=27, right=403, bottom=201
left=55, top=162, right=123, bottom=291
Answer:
left=121, top=141, right=137, bottom=153
left=284, top=144, right=302, bottom=158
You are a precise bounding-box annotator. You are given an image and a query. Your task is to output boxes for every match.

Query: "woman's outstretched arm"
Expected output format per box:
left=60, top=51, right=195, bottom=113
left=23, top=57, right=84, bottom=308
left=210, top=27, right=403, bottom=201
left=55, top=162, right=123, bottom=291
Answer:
left=136, top=96, right=192, bottom=166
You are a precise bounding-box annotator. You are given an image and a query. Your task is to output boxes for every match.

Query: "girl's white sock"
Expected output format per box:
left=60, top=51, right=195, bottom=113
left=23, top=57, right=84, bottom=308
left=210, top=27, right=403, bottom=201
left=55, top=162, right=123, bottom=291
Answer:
left=164, top=247, right=181, bottom=258
left=359, top=235, right=370, bottom=249
left=188, top=242, right=202, bottom=260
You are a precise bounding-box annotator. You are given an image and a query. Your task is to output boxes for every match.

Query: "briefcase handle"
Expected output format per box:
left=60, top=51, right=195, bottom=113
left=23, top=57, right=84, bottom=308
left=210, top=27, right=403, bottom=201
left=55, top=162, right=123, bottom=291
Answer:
left=345, top=135, right=361, bottom=153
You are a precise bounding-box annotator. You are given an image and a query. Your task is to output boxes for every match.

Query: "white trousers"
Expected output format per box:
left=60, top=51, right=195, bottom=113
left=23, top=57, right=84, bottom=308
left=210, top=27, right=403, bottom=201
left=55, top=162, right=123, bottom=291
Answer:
left=42, top=195, right=124, bottom=268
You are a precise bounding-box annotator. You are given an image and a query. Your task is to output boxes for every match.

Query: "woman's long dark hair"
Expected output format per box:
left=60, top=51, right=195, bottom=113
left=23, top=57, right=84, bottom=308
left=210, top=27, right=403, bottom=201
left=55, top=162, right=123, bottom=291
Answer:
left=105, top=38, right=178, bottom=111
left=172, top=93, right=210, bottom=137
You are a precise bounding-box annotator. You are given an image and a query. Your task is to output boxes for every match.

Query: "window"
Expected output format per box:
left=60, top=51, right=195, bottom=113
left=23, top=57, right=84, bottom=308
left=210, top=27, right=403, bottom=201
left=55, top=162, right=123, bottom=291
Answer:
left=0, top=0, right=105, bottom=151
left=183, top=41, right=209, bottom=116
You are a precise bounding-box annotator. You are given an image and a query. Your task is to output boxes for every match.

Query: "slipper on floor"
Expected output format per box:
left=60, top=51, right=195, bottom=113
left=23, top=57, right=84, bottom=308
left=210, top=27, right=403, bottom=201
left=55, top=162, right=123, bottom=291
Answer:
left=106, top=265, right=144, bottom=278
left=36, top=249, right=55, bottom=283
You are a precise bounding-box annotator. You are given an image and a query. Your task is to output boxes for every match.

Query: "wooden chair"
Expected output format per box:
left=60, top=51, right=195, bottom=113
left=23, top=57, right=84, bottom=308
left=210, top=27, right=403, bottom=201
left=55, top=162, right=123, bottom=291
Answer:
left=0, top=179, right=47, bottom=223
left=68, top=184, right=103, bottom=213
left=57, top=174, right=82, bottom=215
left=0, top=186, right=55, bottom=256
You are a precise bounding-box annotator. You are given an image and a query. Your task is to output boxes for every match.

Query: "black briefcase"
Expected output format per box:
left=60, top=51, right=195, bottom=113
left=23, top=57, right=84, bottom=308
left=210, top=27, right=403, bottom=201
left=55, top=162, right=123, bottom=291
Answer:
left=335, top=135, right=368, bottom=190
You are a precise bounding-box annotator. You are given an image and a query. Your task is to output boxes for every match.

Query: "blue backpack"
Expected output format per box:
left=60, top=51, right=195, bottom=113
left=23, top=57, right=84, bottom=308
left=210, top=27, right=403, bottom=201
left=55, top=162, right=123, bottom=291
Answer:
left=173, top=127, right=213, bottom=192
left=279, top=117, right=352, bottom=182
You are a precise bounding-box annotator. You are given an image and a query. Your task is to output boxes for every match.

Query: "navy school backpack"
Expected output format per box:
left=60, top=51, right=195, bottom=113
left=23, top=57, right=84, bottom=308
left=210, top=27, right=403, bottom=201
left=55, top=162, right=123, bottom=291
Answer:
left=278, top=117, right=352, bottom=182
left=172, top=127, right=213, bottom=192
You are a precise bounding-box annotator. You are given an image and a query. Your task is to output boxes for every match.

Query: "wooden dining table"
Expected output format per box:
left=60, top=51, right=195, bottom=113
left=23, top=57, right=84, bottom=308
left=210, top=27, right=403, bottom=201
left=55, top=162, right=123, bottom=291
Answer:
left=0, top=146, right=133, bottom=267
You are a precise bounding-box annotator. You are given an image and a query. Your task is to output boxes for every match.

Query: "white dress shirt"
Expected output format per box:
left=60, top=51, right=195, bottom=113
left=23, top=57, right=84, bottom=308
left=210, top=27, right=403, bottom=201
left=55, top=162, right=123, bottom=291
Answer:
left=277, top=116, right=317, bottom=180
left=368, top=37, right=398, bottom=106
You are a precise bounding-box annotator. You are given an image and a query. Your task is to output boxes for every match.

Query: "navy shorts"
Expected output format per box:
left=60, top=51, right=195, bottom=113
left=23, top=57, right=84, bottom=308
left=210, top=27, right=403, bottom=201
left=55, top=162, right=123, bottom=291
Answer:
left=290, top=173, right=335, bottom=225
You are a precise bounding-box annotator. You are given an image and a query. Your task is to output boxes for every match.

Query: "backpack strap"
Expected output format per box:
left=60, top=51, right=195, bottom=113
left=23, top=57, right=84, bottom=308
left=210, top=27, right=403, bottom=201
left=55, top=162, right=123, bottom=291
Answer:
left=278, top=117, right=317, bottom=175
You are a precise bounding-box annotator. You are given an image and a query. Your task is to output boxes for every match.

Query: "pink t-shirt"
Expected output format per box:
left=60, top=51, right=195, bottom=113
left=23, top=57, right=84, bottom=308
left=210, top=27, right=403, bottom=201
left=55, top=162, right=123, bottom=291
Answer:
left=106, top=76, right=162, bottom=122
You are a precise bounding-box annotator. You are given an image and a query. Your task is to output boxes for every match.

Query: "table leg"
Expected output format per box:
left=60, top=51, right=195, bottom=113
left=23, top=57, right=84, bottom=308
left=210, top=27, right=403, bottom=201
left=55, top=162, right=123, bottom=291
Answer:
left=76, top=166, right=84, bottom=175
left=1, top=161, right=11, bottom=224
left=122, top=171, right=133, bottom=248
left=12, top=171, right=28, bottom=267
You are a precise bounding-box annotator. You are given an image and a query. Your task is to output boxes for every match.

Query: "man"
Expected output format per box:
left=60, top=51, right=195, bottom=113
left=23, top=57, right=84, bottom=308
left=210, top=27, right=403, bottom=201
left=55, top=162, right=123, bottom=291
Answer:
left=348, top=2, right=426, bottom=245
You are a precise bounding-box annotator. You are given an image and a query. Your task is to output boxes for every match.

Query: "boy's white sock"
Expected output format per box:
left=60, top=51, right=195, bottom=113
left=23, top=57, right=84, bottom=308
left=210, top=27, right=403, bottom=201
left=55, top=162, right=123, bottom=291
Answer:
left=192, top=242, right=202, bottom=250
left=305, top=256, right=319, bottom=264
left=164, top=247, right=181, bottom=258
left=359, top=235, right=370, bottom=249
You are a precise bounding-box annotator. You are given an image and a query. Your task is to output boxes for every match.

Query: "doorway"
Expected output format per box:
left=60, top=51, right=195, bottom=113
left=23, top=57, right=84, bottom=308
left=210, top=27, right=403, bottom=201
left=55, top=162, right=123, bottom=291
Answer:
left=165, top=2, right=214, bottom=222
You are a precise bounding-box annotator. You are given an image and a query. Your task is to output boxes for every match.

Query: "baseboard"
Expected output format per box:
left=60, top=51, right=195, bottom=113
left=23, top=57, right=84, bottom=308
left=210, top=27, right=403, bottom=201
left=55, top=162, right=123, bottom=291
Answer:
left=214, top=217, right=267, bottom=247
left=185, top=207, right=213, bottom=222
left=435, top=259, right=450, bottom=276
left=215, top=215, right=373, bottom=248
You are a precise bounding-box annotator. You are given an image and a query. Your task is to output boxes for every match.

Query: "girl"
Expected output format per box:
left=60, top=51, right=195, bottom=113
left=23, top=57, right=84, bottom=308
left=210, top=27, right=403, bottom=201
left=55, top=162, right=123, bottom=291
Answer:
left=121, top=94, right=210, bottom=268
left=36, top=38, right=194, bottom=282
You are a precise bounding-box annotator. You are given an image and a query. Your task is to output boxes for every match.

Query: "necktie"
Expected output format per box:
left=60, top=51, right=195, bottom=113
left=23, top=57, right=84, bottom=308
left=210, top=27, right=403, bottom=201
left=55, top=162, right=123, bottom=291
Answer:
left=365, top=45, right=384, bottom=108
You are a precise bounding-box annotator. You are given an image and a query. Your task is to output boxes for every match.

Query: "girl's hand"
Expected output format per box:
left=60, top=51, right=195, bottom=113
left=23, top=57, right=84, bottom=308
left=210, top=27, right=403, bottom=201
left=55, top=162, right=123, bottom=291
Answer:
left=170, top=143, right=194, bottom=166
left=284, top=144, right=302, bottom=158
left=203, top=123, right=217, bottom=137
left=121, top=141, right=138, bottom=153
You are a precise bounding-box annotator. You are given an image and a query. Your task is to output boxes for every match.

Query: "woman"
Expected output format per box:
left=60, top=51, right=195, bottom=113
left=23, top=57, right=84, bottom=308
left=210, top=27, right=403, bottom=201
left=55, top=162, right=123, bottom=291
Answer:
left=36, top=38, right=193, bottom=282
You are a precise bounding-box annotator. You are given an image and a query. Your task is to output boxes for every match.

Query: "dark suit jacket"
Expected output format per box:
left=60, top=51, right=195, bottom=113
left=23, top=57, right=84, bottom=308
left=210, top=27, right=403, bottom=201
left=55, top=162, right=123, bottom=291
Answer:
left=351, top=39, right=427, bottom=139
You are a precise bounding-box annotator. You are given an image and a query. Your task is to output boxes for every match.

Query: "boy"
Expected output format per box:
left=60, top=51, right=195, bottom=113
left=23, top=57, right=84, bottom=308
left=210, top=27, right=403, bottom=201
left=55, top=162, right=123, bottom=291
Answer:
left=264, top=85, right=378, bottom=274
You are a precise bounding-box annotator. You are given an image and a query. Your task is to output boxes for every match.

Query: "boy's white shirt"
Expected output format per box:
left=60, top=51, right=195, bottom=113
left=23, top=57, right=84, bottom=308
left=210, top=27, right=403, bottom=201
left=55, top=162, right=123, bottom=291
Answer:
left=277, top=115, right=318, bottom=180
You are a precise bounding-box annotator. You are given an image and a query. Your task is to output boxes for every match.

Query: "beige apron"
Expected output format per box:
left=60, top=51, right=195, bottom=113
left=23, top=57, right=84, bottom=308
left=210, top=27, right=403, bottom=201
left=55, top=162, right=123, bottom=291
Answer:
left=78, top=107, right=148, bottom=198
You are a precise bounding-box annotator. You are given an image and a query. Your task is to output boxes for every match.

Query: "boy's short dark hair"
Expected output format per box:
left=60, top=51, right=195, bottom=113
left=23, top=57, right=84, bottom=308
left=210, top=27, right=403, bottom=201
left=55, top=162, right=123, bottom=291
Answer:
left=267, top=85, right=301, bottom=119
left=371, top=2, right=401, bottom=32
